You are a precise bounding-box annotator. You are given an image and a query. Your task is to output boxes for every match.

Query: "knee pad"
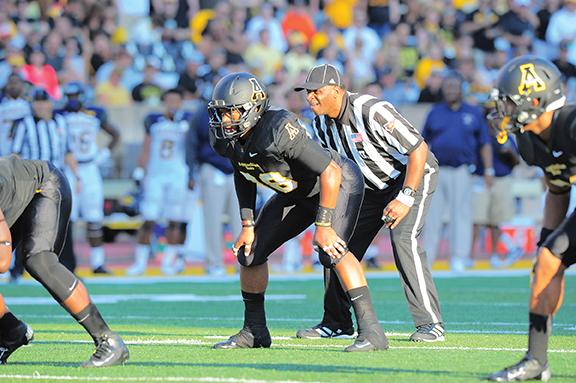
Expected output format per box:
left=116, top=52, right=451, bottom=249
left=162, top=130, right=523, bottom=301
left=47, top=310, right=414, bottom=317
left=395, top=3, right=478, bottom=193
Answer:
left=318, top=250, right=348, bottom=269
left=236, top=244, right=268, bottom=268
left=24, top=251, right=79, bottom=302
left=86, top=222, right=103, bottom=240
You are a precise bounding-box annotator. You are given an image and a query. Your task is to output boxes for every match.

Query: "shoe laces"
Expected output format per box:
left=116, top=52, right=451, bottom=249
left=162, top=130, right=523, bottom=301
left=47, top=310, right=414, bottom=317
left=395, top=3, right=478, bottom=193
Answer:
left=417, top=323, right=440, bottom=334
left=92, top=336, right=112, bottom=359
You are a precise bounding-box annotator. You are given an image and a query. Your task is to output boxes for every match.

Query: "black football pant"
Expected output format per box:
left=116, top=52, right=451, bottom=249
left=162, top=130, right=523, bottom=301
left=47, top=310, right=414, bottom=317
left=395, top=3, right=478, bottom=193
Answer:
left=322, top=167, right=444, bottom=329
left=243, top=156, right=364, bottom=268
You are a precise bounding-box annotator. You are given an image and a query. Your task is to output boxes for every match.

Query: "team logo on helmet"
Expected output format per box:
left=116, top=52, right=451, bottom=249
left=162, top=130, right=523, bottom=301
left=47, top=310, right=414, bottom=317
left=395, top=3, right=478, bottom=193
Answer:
left=249, top=78, right=266, bottom=102
left=518, top=63, right=546, bottom=96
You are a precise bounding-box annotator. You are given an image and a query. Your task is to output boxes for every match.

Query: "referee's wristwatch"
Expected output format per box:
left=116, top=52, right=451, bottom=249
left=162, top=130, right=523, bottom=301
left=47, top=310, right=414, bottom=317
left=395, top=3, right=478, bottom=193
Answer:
left=396, top=186, right=415, bottom=207
left=401, top=187, right=415, bottom=197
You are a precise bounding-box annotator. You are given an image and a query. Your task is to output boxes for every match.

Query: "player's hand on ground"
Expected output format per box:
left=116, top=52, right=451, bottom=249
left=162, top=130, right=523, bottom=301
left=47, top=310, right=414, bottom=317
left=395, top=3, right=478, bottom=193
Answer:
left=188, top=180, right=195, bottom=190
left=313, top=226, right=348, bottom=260
left=233, top=227, right=255, bottom=257
left=382, top=199, right=410, bottom=229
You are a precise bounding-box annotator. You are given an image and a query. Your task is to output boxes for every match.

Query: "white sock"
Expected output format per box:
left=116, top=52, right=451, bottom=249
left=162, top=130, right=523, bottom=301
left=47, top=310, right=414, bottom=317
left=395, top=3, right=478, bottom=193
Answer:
left=90, top=246, right=106, bottom=269
left=133, top=244, right=150, bottom=266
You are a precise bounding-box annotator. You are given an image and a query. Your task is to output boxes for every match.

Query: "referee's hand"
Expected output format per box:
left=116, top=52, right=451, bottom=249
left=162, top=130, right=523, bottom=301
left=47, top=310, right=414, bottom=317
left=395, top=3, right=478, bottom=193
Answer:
left=382, top=199, right=410, bottom=229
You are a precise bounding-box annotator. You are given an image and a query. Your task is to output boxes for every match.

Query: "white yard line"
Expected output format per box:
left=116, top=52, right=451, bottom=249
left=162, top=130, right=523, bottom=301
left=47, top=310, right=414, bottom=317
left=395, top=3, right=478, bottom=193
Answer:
left=0, top=376, right=322, bottom=383
left=31, top=337, right=576, bottom=353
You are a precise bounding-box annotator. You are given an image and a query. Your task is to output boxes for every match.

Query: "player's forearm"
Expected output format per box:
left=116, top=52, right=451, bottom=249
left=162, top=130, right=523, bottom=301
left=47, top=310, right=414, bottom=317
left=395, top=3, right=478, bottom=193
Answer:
left=403, top=141, right=427, bottom=191
left=234, top=171, right=257, bottom=223
left=318, top=160, right=342, bottom=209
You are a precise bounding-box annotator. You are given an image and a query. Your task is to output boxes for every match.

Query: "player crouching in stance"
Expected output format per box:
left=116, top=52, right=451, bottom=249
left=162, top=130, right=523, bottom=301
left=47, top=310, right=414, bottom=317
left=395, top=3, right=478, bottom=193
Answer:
left=487, top=56, right=573, bottom=381
left=0, top=156, right=128, bottom=366
left=208, top=72, right=388, bottom=352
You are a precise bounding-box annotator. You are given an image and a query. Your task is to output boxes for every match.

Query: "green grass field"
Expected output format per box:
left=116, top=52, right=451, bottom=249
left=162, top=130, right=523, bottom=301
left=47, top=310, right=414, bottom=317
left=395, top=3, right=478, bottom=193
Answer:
left=1, top=273, right=575, bottom=383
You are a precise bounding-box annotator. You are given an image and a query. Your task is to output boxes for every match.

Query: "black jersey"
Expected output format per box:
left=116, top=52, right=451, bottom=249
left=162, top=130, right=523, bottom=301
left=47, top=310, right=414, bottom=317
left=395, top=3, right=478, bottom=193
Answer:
left=211, top=109, right=336, bottom=199
left=515, top=105, right=576, bottom=188
left=0, top=155, right=49, bottom=227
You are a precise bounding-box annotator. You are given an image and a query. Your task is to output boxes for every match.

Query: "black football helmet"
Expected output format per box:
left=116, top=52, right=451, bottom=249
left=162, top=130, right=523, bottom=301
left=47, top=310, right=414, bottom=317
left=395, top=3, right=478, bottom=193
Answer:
left=489, top=55, right=566, bottom=143
left=63, top=82, right=86, bottom=112
left=208, top=72, right=270, bottom=139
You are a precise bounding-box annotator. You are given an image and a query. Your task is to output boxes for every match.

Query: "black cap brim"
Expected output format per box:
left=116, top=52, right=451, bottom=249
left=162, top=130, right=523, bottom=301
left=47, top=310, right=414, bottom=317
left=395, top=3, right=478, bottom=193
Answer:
left=293, top=82, right=326, bottom=92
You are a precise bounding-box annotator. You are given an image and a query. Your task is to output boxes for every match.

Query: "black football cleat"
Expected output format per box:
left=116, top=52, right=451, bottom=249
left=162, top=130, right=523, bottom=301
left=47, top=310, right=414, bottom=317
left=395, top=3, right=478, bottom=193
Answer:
left=296, top=323, right=356, bottom=339
left=82, top=332, right=129, bottom=368
left=0, top=321, right=34, bottom=364
left=410, top=322, right=445, bottom=342
left=344, top=326, right=388, bottom=352
left=213, top=327, right=271, bottom=349
left=92, top=266, right=112, bottom=275
left=488, top=356, right=551, bottom=381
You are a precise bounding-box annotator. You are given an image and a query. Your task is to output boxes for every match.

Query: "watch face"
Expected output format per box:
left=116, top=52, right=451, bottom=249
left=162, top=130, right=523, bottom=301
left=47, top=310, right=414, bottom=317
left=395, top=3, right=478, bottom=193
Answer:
left=402, top=187, right=414, bottom=197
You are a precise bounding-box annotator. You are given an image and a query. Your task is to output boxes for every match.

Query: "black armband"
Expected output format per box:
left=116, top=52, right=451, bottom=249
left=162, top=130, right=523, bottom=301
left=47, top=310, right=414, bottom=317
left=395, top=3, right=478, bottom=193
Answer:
left=315, top=206, right=334, bottom=227
left=548, top=187, right=570, bottom=195
left=537, top=227, right=554, bottom=247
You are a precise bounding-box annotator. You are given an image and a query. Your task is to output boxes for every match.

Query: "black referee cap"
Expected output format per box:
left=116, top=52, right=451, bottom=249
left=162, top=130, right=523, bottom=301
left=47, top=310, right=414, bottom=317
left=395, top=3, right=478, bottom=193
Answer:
left=294, top=64, right=343, bottom=92
left=31, top=87, right=50, bottom=101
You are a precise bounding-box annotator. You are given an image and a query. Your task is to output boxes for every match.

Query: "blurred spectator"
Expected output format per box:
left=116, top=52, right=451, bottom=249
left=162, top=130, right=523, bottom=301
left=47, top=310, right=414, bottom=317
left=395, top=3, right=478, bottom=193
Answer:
left=178, top=56, right=202, bottom=100
left=246, top=2, right=287, bottom=53
left=95, top=48, right=141, bottom=91
left=377, top=66, right=420, bottom=105
left=418, top=69, right=444, bottom=103
left=461, top=0, right=501, bottom=53
left=190, top=99, right=240, bottom=276
left=283, top=31, right=316, bottom=80
left=281, top=0, right=316, bottom=46
left=365, top=0, right=400, bottom=37
left=394, top=22, right=420, bottom=77
left=309, top=19, right=344, bottom=58
left=89, top=32, right=114, bottom=75
left=323, top=0, right=355, bottom=30
left=545, top=0, right=576, bottom=65
left=343, top=8, right=381, bottom=65
left=472, top=134, right=521, bottom=268
left=414, top=42, right=446, bottom=89
left=552, top=42, right=576, bottom=81
left=21, top=49, right=61, bottom=99
left=534, top=0, right=562, bottom=59
left=95, top=68, right=132, bottom=107
left=422, top=74, right=493, bottom=272
left=244, top=28, right=283, bottom=83
left=316, top=44, right=345, bottom=74
left=42, top=31, right=64, bottom=72
left=497, top=0, right=539, bottom=53
left=132, top=62, right=163, bottom=105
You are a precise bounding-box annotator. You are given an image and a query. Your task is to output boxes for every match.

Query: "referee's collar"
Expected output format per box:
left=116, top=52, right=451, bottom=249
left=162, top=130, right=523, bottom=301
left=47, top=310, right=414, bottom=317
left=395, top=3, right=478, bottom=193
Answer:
left=335, top=92, right=350, bottom=125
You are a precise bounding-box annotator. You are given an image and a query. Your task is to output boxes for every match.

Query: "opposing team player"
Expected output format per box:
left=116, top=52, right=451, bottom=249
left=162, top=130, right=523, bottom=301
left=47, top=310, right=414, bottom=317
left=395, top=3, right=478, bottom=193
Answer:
left=0, top=75, right=31, bottom=156
left=209, top=72, right=388, bottom=351
left=58, top=82, right=120, bottom=274
left=0, top=155, right=128, bottom=366
left=127, top=88, right=195, bottom=276
left=488, top=56, right=574, bottom=381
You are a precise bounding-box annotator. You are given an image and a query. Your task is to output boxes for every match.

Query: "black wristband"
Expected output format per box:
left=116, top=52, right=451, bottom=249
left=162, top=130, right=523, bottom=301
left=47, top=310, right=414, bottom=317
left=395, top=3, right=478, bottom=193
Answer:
left=240, top=208, right=255, bottom=221
left=315, top=206, right=334, bottom=227
left=537, top=227, right=554, bottom=247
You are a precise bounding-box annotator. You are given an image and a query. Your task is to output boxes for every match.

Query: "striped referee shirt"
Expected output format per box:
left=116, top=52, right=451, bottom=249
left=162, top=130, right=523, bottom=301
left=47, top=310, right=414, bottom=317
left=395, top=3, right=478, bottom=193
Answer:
left=11, top=114, right=69, bottom=170
left=312, top=92, right=437, bottom=190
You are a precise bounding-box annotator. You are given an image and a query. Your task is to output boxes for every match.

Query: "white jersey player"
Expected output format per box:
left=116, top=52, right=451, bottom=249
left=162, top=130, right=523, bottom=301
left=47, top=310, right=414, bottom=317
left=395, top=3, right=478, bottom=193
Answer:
left=58, top=82, right=120, bottom=274
left=128, top=88, right=196, bottom=275
left=0, top=75, right=32, bottom=156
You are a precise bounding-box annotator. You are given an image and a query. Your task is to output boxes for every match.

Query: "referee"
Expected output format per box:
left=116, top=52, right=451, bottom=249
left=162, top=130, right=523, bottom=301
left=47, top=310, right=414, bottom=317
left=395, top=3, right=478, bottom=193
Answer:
left=294, top=64, right=445, bottom=342
left=10, top=87, right=79, bottom=277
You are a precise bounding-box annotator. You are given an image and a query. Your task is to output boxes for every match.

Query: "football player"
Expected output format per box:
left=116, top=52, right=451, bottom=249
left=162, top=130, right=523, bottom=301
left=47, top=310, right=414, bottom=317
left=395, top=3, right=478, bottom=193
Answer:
left=208, top=72, right=388, bottom=352
left=0, top=75, right=31, bottom=156
left=127, top=88, right=195, bottom=276
left=487, top=56, right=574, bottom=381
left=58, top=82, right=120, bottom=274
left=0, top=155, right=128, bottom=366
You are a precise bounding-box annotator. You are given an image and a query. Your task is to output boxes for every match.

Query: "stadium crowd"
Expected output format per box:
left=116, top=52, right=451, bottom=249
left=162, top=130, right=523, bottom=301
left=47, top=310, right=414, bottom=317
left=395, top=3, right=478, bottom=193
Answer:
left=0, top=0, right=575, bottom=275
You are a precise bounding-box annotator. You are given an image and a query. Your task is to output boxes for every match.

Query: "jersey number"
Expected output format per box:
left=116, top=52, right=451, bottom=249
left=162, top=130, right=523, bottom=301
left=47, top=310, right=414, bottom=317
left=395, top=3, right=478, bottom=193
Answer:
left=160, top=140, right=175, bottom=159
left=240, top=171, right=298, bottom=193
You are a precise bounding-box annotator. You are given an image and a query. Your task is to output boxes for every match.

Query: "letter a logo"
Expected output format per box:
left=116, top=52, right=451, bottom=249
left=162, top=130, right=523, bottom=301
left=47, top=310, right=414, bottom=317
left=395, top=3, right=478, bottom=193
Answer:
left=518, top=63, right=546, bottom=96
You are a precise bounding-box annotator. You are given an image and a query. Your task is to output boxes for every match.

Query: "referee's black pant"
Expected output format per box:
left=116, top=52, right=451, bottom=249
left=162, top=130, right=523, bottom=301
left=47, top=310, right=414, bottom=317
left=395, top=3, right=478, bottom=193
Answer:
left=321, top=168, right=443, bottom=329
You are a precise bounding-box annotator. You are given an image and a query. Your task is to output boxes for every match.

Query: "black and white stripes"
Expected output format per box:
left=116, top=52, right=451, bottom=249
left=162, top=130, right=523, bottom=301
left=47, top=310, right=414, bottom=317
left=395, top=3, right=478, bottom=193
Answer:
left=11, top=115, right=68, bottom=169
left=313, top=93, right=424, bottom=190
